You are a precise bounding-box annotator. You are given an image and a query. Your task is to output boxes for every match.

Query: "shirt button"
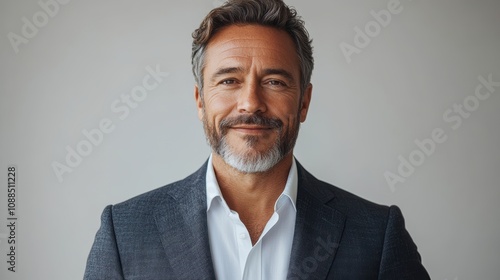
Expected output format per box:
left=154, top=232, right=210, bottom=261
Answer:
left=239, top=233, right=246, bottom=239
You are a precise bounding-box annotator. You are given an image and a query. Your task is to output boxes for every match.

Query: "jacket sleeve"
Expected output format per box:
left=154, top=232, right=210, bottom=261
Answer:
left=84, top=205, right=124, bottom=280
left=378, top=205, right=431, bottom=280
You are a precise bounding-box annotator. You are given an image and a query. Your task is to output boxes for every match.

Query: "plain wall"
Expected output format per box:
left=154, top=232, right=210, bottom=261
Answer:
left=1, top=0, right=499, bottom=279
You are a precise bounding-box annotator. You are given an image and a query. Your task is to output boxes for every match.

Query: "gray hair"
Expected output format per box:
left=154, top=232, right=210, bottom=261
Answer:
left=191, top=0, right=314, bottom=96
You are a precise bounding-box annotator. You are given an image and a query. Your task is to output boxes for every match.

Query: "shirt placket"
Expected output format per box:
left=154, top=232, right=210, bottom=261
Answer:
left=229, top=211, right=252, bottom=279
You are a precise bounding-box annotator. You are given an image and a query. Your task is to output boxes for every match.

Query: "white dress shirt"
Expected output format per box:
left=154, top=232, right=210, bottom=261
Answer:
left=206, top=155, right=298, bottom=280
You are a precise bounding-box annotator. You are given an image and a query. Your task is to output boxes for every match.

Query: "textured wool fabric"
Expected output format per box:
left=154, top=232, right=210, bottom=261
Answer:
left=84, top=160, right=430, bottom=279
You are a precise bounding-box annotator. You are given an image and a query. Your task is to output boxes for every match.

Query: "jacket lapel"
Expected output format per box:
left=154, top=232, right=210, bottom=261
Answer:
left=150, top=160, right=345, bottom=279
left=287, top=162, right=346, bottom=279
left=153, top=163, right=216, bottom=279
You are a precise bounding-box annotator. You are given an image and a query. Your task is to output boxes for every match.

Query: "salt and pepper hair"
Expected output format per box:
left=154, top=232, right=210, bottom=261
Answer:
left=191, top=0, right=314, bottom=96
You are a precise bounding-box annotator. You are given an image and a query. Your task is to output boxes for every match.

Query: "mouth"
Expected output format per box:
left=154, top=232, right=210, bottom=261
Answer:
left=218, top=114, right=283, bottom=137
left=230, top=125, right=274, bottom=134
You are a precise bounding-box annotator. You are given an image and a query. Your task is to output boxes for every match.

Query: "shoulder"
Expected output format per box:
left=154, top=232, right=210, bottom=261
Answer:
left=110, top=161, right=208, bottom=217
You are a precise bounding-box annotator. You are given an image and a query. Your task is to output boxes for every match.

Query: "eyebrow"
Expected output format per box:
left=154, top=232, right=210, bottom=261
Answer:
left=263, top=68, right=295, bottom=83
left=210, top=67, right=243, bottom=82
left=210, top=67, right=296, bottom=83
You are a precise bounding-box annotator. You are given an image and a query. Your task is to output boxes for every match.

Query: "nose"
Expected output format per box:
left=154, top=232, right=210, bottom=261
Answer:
left=237, top=81, right=267, bottom=114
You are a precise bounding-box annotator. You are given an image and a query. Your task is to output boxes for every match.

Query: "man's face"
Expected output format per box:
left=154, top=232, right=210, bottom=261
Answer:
left=195, top=24, right=312, bottom=173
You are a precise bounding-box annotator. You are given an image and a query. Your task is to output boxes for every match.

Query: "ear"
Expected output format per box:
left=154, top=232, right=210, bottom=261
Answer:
left=299, top=83, right=312, bottom=123
left=194, top=84, right=204, bottom=121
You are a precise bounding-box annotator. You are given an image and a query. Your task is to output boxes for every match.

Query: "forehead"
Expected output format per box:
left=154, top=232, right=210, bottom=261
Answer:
left=204, top=24, right=300, bottom=76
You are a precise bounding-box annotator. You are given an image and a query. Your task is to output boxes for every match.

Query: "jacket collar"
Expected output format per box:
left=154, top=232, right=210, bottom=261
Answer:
left=153, top=161, right=216, bottom=279
left=286, top=161, right=346, bottom=279
left=152, top=159, right=346, bottom=279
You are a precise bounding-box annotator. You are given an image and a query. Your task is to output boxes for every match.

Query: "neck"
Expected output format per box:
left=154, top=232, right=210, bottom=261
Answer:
left=211, top=153, right=293, bottom=243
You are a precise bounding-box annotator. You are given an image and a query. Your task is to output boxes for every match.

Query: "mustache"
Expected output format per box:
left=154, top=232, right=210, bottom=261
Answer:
left=219, top=115, right=283, bottom=133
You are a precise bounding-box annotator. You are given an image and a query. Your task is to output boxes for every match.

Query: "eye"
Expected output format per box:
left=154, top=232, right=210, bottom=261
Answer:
left=219, top=79, right=237, bottom=85
left=266, top=79, right=287, bottom=88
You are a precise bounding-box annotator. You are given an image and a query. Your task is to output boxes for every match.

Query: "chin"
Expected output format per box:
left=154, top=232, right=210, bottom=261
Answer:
left=220, top=144, right=283, bottom=173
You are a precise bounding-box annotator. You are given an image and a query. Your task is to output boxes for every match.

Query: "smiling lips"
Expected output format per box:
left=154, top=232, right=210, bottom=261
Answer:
left=231, top=125, right=274, bottom=135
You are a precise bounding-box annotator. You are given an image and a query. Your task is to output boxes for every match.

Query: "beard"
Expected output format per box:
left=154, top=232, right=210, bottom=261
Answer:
left=202, top=112, right=300, bottom=173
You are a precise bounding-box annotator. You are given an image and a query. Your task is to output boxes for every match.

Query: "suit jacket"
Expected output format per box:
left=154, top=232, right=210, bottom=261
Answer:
left=84, top=160, right=430, bottom=279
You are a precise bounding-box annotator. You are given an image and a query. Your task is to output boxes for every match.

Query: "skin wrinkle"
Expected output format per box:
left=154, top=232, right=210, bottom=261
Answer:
left=197, top=25, right=309, bottom=171
left=210, top=67, right=296, bottom=86
left=195, top=24, right=312, bottom=244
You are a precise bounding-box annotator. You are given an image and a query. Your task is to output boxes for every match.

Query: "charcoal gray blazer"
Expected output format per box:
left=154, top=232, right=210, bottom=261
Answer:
left=84, top=160, right=430, bottom=279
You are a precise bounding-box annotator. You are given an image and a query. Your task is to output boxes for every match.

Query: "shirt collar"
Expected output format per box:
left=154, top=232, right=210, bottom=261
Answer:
left=206, top=154, right=298, bottom=213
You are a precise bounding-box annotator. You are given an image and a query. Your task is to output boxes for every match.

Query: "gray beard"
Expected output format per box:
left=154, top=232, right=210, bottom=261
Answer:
left=202, top=112, right=300, bottom=173
left=216, top=134, right=283, bottom=173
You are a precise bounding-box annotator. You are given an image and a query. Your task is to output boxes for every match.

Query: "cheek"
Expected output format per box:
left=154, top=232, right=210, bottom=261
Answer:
left=203, top=99, right=234, bottom=131
left=278, top=110, right=301, bottom=135
left=285, top=114, right=300, bottom=130
left=204, top=93, right=236, bottom=115
left=270, top=100, right=301, bottom=122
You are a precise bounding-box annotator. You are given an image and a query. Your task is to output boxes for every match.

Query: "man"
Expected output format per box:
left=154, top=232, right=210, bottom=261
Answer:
left=84, top=0, right=430, bottom=279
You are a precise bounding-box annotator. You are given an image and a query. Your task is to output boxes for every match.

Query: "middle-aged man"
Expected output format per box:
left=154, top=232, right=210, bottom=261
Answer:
left=84, top=0, right=430, bottom=279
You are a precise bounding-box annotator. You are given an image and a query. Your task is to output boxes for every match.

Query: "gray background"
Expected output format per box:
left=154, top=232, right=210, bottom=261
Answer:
left=1, top=0, right=499, bottom=279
